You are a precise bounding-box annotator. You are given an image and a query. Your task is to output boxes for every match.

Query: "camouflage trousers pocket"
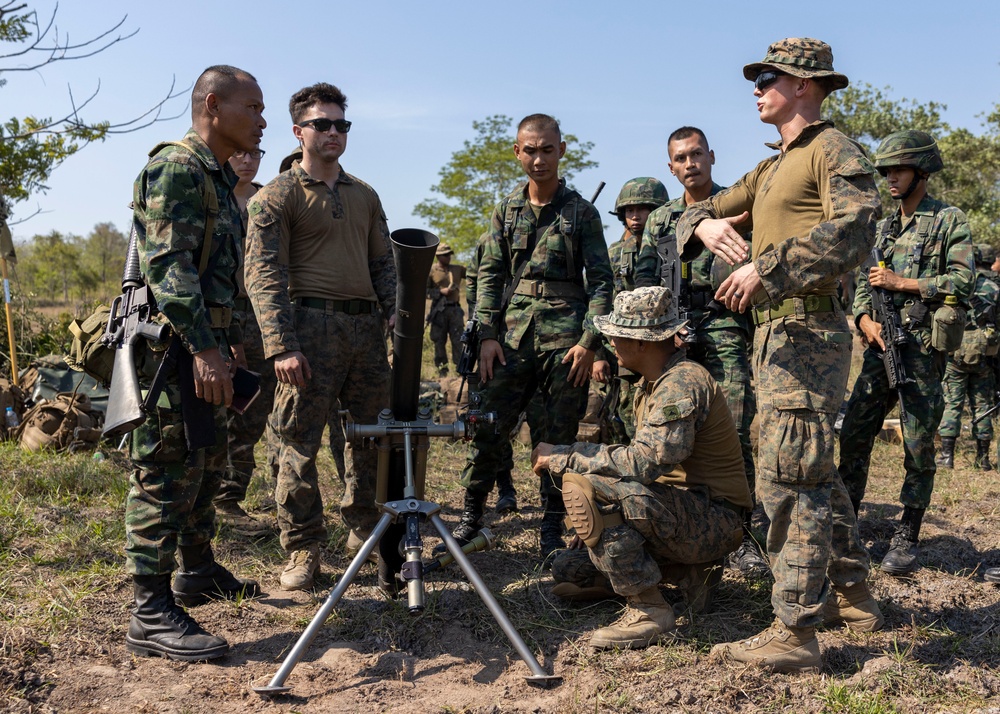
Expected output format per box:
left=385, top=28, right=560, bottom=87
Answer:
left=778, top=545, right=827, bottom=607
left=131, top=402, right=188, bottom=464
left=760, top=408, right=837, bottom=486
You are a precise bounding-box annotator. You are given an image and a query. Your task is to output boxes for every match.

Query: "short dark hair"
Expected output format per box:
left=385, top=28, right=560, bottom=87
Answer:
left=517, top=113, right=561, bottom=141
left=192, top=65, right=257, bottom=116
left=667, top=126, right=709, bottom=150
left=289, top=82, right=348, bottom=124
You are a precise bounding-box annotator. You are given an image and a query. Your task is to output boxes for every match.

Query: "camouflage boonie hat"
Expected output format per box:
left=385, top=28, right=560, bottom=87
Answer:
left=594, top=286, right=687, bottom=342
left=436, top=242, right=454, bottom=256
left=279, top=146, right=303, bottom=173
left=609, top=177, right=669, bottom=217
left=743, top=38, right=849, bottom=91
left=976, top=243, right=997, bottom=265
left=873, top=131, right=944, bottom=175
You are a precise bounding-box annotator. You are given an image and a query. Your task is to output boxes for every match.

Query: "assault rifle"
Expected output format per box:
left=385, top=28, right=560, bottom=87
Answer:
left=871, top=247, right=915, bottom=423
left=455, top=318, right=481, bottom=402
left=102, top=228, right=168, bottom=438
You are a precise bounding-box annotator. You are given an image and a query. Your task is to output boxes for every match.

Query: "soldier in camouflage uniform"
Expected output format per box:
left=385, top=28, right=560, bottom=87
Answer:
left=213, top=146, right=275, bottom=537
left=536, top=287, right=750, bottom=649
left=595, top=178, right=668, bottom=445
left=937, top=243, right=999, bottom=471
left=677, top=39, right=884, bottom=672
left=449, top=114, right=614, bottom=562
left=124, top=66, right=265, bottom=661
left=839, top=132, right=975, bottom=577
left=426, top=242, right=466, bottom=376
left=246, top=82, right=396, bottom=591
left=634, top=127, right=764, bottom=577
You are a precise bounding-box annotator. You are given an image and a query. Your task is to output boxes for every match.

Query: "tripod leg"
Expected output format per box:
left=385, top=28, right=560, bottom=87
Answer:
left=253, top=512, right=394, bottom=695
left=429, top=513, right=561, bottom=686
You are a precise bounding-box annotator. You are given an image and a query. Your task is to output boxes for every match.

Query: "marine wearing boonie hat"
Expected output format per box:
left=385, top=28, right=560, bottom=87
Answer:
left=436, top=242, right=454, bottom=256
left=594, top=286, right=688, bottom=342
left=742, top=37, right=849, bottom=90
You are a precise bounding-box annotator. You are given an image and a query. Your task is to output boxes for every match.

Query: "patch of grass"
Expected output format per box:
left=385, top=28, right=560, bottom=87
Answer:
left=818, top=682, right=900, bottom=714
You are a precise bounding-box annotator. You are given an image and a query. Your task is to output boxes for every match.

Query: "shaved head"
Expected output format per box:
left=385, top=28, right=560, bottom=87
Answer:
left=517, top=113, right=561, bottom=141
left=192, top=65, right=257, bottom=120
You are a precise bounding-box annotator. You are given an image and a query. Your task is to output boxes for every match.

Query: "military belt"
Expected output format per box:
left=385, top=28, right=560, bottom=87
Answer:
left=207, top=307, right=232, bottom=329
left=751, top=295, right=836, bottom=326
left=513, top=279, right=587, bottom=300
left=233, top=296, right=252, bottom=312
left=297, top=297, right=377, bottom=315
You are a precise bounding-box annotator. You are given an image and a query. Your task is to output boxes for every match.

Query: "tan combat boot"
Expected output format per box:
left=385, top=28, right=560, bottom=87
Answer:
left=591, top=587, right=675, bottom=650
left=823, top=581, right=884, bottom=632
left=710, top=618, right=821, bottom=673
left=345, top=530, right=378, bottom=564
left=280, top=543, right=321, bottom=591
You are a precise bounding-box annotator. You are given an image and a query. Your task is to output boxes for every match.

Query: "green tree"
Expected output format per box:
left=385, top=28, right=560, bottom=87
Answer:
left=81, top=221, right=127, bottom=291
left=824, top=82, right=1000, bottom=243
left=0, top=2, right=182, bottom=214
left=413, top=114, right=598, bottom=255
left=17, top=230, right=89, bottom=303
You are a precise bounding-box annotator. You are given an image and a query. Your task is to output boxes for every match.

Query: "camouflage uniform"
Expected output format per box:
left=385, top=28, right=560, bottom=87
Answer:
left=549, top=350, right=749, bottom=596
left=245, top=162, right=396, bottom=553
left=608, top=231, right=639, bottom=294
left=635, top=184, right=756, bottom=498
left=839, top=196, right=975, bottom=508
left=427, top=252, right=466, bottom=373
left=676, top=119, right=880, bottom=629
left=938, top=265, right=999, bottom=442
left=126, top=130, right=244, bottom=576
left=458, top=180, right=614, bottom=538
left=216, top=183, right=278, bottom=509
left=600, top=229, right=641, bottom=444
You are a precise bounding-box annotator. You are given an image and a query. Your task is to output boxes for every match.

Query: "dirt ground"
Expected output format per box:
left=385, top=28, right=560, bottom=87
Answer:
left=3, top=415, right=1000, bottom=713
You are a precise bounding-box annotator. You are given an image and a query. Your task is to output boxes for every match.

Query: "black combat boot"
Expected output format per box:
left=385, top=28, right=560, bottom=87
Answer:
left=936, top=437, right=956, bottom=469
left=127, top=574, right=229, bottom=661
left=433, top=490, right=486, bottom=555
left=880, top=506, right=925, bottom=576
left=975, top=439, right=993, bottom=471
left=494, top=469, right=518, bottom=514
left=173, top=542, right=261, bottom=607
left=540, top=492, right=567, bottom=561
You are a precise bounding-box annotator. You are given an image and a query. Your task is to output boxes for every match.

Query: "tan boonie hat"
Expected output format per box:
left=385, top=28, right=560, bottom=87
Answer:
left=594, top=287, right=687, bottom=342
left=743, top=37, right=849, bottom=91
left=436, top=242, right=454, bottom=256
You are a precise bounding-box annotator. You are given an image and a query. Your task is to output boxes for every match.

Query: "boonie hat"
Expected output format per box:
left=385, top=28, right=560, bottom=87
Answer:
left=436, top=242, right=454, bottom=256
left=743, top=37, right=849, bottom=91
left=594, top=286, right=687, bottom=342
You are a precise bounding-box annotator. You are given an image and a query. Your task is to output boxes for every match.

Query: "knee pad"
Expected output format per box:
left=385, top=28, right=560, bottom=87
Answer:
left=562, top=472, right=621, bottom=547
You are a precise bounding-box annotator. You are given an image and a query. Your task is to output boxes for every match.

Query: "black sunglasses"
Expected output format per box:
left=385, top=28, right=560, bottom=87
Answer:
left=754, top=71, right=785, bottom=92
left=298, top=118, right=352, bottom=134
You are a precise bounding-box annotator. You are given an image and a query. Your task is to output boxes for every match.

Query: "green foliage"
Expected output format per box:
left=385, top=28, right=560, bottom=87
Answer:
left=824, top=83, right=1000, bottom=244
left=413, top=114, right=598, bottom=255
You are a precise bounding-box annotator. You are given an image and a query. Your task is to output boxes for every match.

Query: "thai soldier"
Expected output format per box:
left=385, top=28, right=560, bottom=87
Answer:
left=838, top=130, right=974, bottom=576
left=936, top=243, right=999, bottom=470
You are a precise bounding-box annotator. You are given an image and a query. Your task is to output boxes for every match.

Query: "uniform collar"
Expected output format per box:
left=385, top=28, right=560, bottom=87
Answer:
left=508, top=178, right=569, bottom=209
left=290, top=160, right=354, bottom=187
left=764, top=119, right=832, bottom=152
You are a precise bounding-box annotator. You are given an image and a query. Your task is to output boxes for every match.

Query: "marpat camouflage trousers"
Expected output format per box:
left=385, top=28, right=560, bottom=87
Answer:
left=754, top=307, right=869, bottom=629
left=269, top=306, right=389, bottom=552
left=551, top=475, right=742, bottom=597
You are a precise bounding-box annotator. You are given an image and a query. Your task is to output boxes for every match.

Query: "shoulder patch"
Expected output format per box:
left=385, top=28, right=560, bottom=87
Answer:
left=662, top=405, right=682, bottom=421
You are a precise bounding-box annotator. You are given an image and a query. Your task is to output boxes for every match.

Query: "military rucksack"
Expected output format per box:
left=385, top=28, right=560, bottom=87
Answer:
left=0, top=376, right=26, bottom=441
left=16, top=391, right=103, bottom=452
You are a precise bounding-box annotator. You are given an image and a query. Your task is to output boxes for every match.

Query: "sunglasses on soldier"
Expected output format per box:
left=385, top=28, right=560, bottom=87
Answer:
left=754, top=71, right=785, bottom=92
left=298, top=117, right=352, bottom=134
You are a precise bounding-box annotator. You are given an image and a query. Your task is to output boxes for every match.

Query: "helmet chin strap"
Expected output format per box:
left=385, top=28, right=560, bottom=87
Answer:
left=893, top=171, right=926, bottom=201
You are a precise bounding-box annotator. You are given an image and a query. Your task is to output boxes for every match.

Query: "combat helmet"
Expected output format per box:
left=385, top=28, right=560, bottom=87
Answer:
left=609, top=177, right=668, bottom=219
left=873, top=131, right=944, bottom=176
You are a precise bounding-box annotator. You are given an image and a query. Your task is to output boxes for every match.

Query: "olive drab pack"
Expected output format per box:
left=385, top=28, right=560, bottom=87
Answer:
left=16, top=392, right=104, bottom=452
left=67, top=138, right=219, bottom=386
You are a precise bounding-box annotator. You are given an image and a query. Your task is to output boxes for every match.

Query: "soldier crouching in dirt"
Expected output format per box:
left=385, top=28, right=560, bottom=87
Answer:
left=531, top=286, right=750, bottom=649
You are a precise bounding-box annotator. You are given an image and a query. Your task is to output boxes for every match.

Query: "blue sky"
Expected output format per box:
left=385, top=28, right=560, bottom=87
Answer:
left=4, top=0, right=999, bottom=250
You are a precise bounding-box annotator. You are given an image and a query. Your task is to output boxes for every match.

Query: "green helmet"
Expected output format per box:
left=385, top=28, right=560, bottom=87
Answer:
left=976, top=243, right=997, bottom=266
left=609, top=177, right=668, bottom=218
left=873, top=130, right=943, bottom=176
